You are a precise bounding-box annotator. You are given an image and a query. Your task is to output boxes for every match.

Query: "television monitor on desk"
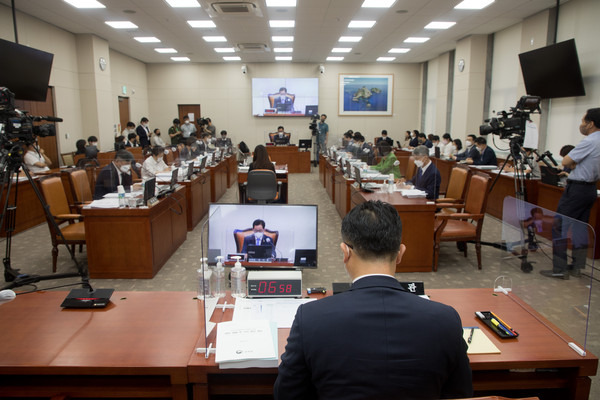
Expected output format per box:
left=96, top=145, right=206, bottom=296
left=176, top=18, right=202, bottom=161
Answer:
left=143, top=177, right=156, bottom=205
left=299, top=139, right=312, bottom=150
left=208, top=203, right=318, bottom=268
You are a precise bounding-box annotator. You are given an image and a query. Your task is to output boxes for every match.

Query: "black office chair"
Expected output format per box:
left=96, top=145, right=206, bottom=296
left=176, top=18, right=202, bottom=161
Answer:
left=245, top=169, right=280, bottom=204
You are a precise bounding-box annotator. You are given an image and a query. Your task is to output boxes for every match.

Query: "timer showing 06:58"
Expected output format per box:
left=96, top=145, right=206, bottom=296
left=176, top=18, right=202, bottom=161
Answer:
left=246, top=271, right=303, bottom=298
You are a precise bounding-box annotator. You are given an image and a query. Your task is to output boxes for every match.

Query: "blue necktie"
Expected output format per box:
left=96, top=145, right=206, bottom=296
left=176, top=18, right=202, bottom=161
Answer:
left=256, top=237, right=260, bottom=246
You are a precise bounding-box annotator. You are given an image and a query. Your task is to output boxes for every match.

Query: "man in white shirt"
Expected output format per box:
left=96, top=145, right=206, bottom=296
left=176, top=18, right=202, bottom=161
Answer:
left=142, top=146, right=169, bottom=181
left=181, top=115, right=197, bottom=138
left=24, top=142, right=51, bottom=173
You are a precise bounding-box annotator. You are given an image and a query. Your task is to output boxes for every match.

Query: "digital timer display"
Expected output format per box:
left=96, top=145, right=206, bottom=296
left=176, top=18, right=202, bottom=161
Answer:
left=247, top=271, right=302, bottom=298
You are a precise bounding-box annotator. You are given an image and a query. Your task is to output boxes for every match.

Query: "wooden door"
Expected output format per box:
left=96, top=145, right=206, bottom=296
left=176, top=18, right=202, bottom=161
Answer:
left=118, top=96, right=130, bottom=134
left=178, top=104, right=201, bottom=133
left=13, top=87, right=59, bottom=168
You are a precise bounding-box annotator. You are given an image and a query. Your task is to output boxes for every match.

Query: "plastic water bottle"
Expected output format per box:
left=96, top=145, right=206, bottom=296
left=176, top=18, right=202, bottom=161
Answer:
left=388, top=173, right=395, bottom=193
left=117, top=185, right=126, bottom=208
left=197, top=257, right=213, bottom=298
left=230, top=256, right=247, bottom=298
left=210, top=256, right=226, bottom=298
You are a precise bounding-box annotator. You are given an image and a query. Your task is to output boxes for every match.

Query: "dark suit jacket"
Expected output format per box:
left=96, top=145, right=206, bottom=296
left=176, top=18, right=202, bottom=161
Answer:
left=136, top=125, right=150, bottom=148
left=241, top=234, right=275, bottom=256
left=274, top=96, right=293, bottom=112
left=93, top=163, right=133, bottom=200
left=378, top=137, right=393, bottom=147
left=409, top=137, right=419, bottom=147
left=473, top=146, right=497, bottom=166
left=409, top=162, right=441, bottom=199
left=274, top=275, right=473, bottom=400
left=455, top=145, right=479, bottom=161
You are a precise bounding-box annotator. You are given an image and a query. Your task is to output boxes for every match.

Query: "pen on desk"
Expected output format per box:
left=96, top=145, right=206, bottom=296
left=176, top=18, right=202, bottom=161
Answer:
left=490, top=311, right=516, bottom=334
left=468, top=328, right=474, bottom=344
left=491, top=318, right=513, bottom=336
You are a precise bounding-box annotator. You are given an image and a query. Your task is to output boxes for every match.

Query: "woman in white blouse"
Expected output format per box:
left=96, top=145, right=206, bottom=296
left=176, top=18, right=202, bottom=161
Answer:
left=141, top=146, right=168, bottom=181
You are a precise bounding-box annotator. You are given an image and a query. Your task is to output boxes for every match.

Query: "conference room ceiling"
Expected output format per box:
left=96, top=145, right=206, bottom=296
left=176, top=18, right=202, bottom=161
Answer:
left=1, top=0, right=564, bottom=64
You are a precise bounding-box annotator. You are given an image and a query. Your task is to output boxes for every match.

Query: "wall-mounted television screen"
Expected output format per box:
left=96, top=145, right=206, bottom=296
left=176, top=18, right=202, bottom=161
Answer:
left=0, top=38, right=54, bottom=101
left=252, top=78, right=318, bottom=117
left=518, top=39, right=585, bottom=99
left=208, top=203, right=318, bottom=268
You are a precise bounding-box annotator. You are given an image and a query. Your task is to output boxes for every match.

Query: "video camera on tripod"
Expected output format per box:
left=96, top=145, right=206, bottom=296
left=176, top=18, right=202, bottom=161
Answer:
left=479, top=95, right=541, bottom=141
left=308, top=113, right=320, bottom=136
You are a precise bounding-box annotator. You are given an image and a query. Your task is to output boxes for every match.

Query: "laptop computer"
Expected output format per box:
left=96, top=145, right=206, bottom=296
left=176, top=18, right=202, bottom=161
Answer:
left=247, top=244, right=274, bottom=261
left=305, top=105, right=318, bottom=117
left=61, top=288, right=114, bottom=308
left=294, top=249, right=316, bottom=267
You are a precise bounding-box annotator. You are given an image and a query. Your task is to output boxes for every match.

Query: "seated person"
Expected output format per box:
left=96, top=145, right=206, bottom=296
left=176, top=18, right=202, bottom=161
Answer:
left=371, top=144, right=402, bottom=179
left=377, top=130, right=393, bottom=147
left=274, top=87, right=293, bottom=113
left=24, top=142, right=52, bottom=173
left=466, top=136, right=497, bottom=166
left=505, top=147, right=541, bottom=179
left=215, top=130, right=233, bottom=149
left=429, top=135, right=441, bottom=156
left=93, top=150, right=135, bottom=199
left=399, top=130, right=412, bottom=148
left=440, top=133, right=456, bottom=157
left=75, top=139, right=87, bottom=155
left=141, top=146, right=168, bottom=181
left=114, top=135, right=127, bottom=151
left=408, top=129, right=420, bottom=148
left=398, top=145, right=441, bottom=199
left=179, top=136, right=201, bottom=161
left=196, top=133, right=211, bottom=154
left=249, top=144, right=275, bottom=172
left=150, top=128, right=166, bottom=147
left=85, top=135, right=99, bottom=159
left=241, top=219, right=276, bottom=258
left=452, top=134, right=478, bottom=161
left=417, top=132, right=432, bottom=148
left=125, top=132, right=140, bottom=147
left=339, top=130, right=354, bottom=150
left=352, top=132, right=373, bottom=164
left=272, top=126, right=290, bottom=145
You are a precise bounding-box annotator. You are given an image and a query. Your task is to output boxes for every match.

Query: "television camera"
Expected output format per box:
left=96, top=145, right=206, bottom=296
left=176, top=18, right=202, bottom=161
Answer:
left=308, top=113, right=320, bottom=136
left=479, top=95, right=541, bottom=140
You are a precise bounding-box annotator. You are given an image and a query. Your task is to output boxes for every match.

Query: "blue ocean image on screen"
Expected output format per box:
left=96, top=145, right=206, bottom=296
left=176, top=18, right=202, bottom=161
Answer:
left=343, top=77, right=389, bottom=112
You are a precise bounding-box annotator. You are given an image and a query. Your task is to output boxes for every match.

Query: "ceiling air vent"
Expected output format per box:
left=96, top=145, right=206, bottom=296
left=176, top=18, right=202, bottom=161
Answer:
left=237, top=43, right=270, bottom=53
left=211, top=2, right=261, bottom=16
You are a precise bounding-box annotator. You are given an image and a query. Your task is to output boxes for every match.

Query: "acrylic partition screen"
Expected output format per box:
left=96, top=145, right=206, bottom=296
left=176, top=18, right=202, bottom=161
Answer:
left=499, top=196, right=595, bottom=354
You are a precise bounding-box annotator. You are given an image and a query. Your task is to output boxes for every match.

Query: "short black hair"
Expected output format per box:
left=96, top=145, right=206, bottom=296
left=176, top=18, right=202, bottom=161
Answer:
left=381, top=130, right=388, bottom=136
left=341, top=200, right=402, bottom=262
left=220, top=130, right=227, bottom=136
left=453, top=138, right=463, bottom=151
left=475, top=136, right=487, bottom=145
left=467, top=134, right=477, bottom=141
left=432, top=135, right=440, bottom=142
left=560, top=144, right=575, bottom=157
left=321, top=114, right=327, bottom=119
left=182, top=115, right=190, bottom=120
left=87, top=135, right=97, bottom=143
left=115, top=150, right=134, bottom=161
left=418, top=133, right=427, bottom=139
left=151, top=146, right=164, bottom=156
left=584, top=108, right=600, bottom=129
left=442, top=133, right=451, bottom=140
left=279, top=87, right=287, bottom=93
left=140, top=117, right=149, bottom=123
left=173, top=118, right=180, bottom=124
left=253, top=219, right=265, bottom=229
left=344, top=131, right=353, bottom=139
left=126, top=121, right=135, bottom=128
left=153, top=128, right=160, bottom=134
left=277, top=126, right=284, bottom=131
left=413, top=130, right=419, bottom=135
left=377, top=144, right=392, bottom=156
left=127, top=132, right=137, bottom=140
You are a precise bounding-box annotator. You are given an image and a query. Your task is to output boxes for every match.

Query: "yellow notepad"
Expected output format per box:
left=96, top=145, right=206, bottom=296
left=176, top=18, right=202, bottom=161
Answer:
left=463, top=327, right=501, bottom=354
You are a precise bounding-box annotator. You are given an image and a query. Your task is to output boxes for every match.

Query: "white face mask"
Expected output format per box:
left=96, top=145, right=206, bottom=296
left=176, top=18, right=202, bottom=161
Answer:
left=254, top=231, right=263, bottom=239
left=465, top=140, right=472, bottom=147
left=279, top=132, right=284, bottom=137
left=414, top=159, right=424, bottom=168
left=443, top=139, right=449, bottom=144
left=128, top=128, right=135, bottom=133
left=185, top=121, right=190, bottom=124
left=120, top=164, right=131, bottom=174
left=90, top=142, right=97, bottom=147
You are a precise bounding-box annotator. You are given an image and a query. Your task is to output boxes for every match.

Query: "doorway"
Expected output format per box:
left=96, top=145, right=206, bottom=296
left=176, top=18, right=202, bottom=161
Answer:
left=118, top=96, right=130, bottom=136
left=178, top=104, right=201, bottom=133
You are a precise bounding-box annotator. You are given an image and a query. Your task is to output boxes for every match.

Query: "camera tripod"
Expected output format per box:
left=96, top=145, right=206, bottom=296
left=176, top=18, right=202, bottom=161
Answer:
left=0, top=144, right=92, bottom=291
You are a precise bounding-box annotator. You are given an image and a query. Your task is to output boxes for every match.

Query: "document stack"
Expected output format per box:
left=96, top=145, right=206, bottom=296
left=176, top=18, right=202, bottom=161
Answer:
left=215, top=319, right=278, bottom=369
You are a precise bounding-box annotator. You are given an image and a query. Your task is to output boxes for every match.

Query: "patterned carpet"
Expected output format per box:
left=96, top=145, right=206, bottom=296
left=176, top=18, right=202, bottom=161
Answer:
left=3, top=167, right=598, bottom=398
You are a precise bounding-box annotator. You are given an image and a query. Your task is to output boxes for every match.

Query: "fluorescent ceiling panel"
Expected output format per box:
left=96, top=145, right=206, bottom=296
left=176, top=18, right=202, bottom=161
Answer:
left=203, top=36, right=227, bottom=42
left=361, top=0, right=396, bottom=8
left=425, top=21, right=456, bottom=29
left=275, top=56, right=292, bottom=61
left=269, top=20, right=295, bottom=28
left=348, top=20, right=376, bottom=28
left=105, top=21, right=138, bottom=29
left=165, top=0, right=200, bottom=7
left=331, top=48, right=352, bottom=53
left=266, top=0, right=296, bottom=6
left=327, top=56, right=344, bottom=61
left=404, top=37, right=430, bottom=43
left=272, top=36, right=294, bottom=42
left=214, top=48, right=235, bottom=53
left=134, top=37, right=161, bottom=43
left=154, top=48, right=177, bottom=53
left=377, top=56, right=396, bottom=61
left=170, top=57, right=190, bottom=61
left=63, top=0, right=105, bottom=8
left=187, top=20, right=216, bottom=28
left=223, top=56, right=241, bottom=61
left=339, top=36, right=362, bottom=42
left=388, top=48, right=410, bottom=53
left=274, top=48, right=293, bottom=53
left=454, top=0, right=495, bottom=10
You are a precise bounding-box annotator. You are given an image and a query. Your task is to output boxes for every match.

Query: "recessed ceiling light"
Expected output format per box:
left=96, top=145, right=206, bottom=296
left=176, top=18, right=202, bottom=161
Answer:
left=266, top=0, right=296, bottom=6
left=332, top=48, right=352, bottom=53
left=203, top=36, right=227, bottom=42
left=63, top=0, right=105, bottom=8
left=164, top=0, right=200, bottom=7
left=425, top=21, right=456, bottom=29
left=454, top=0, right=495, bottom=10
left=171, top=56, right=190, bottom=61
left=377, top=56, right=396, bottom=61
left=134, top=37, right=161, bottom=43
left=361, top=0, right=396, bottom=8
left=155, top=48, right=177, bottom=53
left=326, top=56, right=344, bottom=61
left=275, top=56, right=292, bottom=61
left=388, top=48, right=410, bottom=53
left=272, top=36, right=294, bottom=42
left=348, top=20, right=376, bottom=29
left=269, top=20, right=295, bottom=28
left=187, top=20, right=216, bottom=28
left=223, top=56, right=241, bottom=61
left=274, top=48, right=293, bottom=53
left=404, top=37, right=430, bottom=43
left=214, top=48, right=235, bottom=53
left=339, top=36, right=362, bottom=43
left=105, top=21, right=138, bottom=29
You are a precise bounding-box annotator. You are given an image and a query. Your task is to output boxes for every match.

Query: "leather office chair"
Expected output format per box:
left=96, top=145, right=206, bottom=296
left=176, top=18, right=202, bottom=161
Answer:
left=234, top=228, right=279, bottom=253
left=268, top=93, right=295, bottom=109
left=433, top=172, right=491, bottom=271
left=245, top=169, right=280, bottom=204
left=61, top=152, right=75, bottom=167
left=38, top=176, right=86, bottom=273
left=436, top=164, right=471, bottom=207
left=67, top=169, right=93, bottom=210
left=405, top=156, right=416, bottom=181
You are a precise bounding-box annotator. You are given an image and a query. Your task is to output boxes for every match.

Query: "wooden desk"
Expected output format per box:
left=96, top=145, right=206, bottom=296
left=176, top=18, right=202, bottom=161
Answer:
left=181, top=172, right=211, bottom=231
left=319, top=154, right=327, bottom=186
left=82, top=186, right=187, bottom=278
left=266, top=146, right=311, bottom=173
left=324, top=159, right=336, bottom=204
left=351, top=188, right=436, bottom=272
left=238, top=168, right=289, bottom=203
left=0, top=291, right=203, bottom=400
left=225, top=155, right=238, bottom=188
left=207, top=159, right=228, bottom=203
left=188, top=289, right=597, bottom=400
left=334, top=170, right=354, bottom=218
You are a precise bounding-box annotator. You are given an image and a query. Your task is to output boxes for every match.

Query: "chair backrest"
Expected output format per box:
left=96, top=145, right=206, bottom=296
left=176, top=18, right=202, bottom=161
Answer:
left=445, top=164, right=470, bottom=200
left=268, top=132, right=291, bottom=143
left=61, top=152, right=75, bottom=167
left=234, top=228, right=279, bottom=253
left=39, top=176, right=71, bottom=216
left=268, top=93, right=295, bottom=108
left=68, top=169, right=93, bottom=203
left=247, top=169, right=277, bottom=201
left=464, top=172, right=492, bottom=215
left=405, top=156, right=416, bottom=180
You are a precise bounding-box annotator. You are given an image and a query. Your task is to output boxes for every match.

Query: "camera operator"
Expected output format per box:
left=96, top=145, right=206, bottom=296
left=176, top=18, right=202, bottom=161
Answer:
left=24, top=141, right=52, bottom=173
left=204, top=117, right=216, bottom=138
left=541, top=108, right=600, bottom=280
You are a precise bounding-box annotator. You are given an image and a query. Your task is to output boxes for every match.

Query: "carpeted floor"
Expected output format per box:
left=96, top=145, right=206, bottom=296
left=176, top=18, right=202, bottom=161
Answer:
left=3, top=167, right=598, bottom=398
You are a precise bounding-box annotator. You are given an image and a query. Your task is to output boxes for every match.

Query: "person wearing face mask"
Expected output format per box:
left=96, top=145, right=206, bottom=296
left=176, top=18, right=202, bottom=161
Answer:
left=399, top=130, right=412, bottom=148
left=168, top=118, right=183, bottom=145
left=93, top=150, right=135, bottom=199
left=466, top=137, right=497, bottom=166
left=408, top=130, right=420, bottom=148
left=371, top=144, right=402, bottom=179
left=440, top=133, right=456, bottom=157
left=273, top=126, right=290, bottom=145
left=181, top=115, right=197, bottom=138
left=120, top=121, right=136, bottom=138
left=416, top=133, right=432, bottom=148
left=24, top=142, right=52, bottom=173
left=377, top=130, right=393, bottom=147
left=241, top=219, right=276, bottom=258
left=340, top=130, right=354, bottom=151
left=452, top=134, right=478, bottom=161
left=151, top=128, right=166, bottom=147
left=85, top=135, right=99, bottom=159
left=126, top=132, right=139, bottom=147
left=274, top=87, right=294, bottom=113
left=142, top=146, right=169, bottom=181
left=216, top=130, right=233, bottom=149
left=136, top=117, right=150, bottom=148
left=398, top=145, right=441, bottom=199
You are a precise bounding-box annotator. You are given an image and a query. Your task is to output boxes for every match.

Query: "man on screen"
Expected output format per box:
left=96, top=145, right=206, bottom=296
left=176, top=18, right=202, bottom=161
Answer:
left=241, top=219, right=276, bottom=258
left=274, top=87, right=294, bottom=113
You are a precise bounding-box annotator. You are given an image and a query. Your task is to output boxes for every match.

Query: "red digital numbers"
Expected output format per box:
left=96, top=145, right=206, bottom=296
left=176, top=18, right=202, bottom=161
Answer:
left=257, top=281, right=293, bottom=294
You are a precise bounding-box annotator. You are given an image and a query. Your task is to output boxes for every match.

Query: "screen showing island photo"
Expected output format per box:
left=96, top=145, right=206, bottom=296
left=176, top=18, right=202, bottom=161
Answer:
left=338, top=74, right=393, bottom=116
left=252, top=78, right=319, bottom=117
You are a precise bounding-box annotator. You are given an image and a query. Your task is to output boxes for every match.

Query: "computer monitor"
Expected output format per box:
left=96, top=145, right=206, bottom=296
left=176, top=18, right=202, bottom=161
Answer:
left=207, top=203, right=318, bottom=268
left=305, top=105, right=318, bottom=117
left=354, top=166, right=362, bottom=186
left=143, top=177, right=156, bottom=205
left=274, top=136, right=289, bottom=145
left=299, top=139, right=312, bottom=149
left=186, top=162, right=195, bottom=180
left=170, top=168, right=178, bottom=189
